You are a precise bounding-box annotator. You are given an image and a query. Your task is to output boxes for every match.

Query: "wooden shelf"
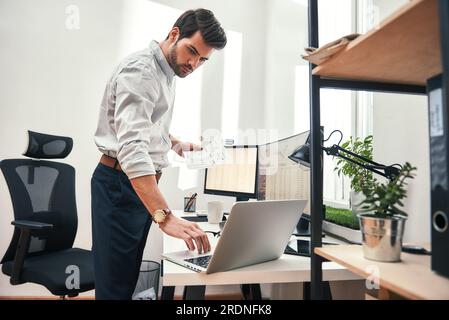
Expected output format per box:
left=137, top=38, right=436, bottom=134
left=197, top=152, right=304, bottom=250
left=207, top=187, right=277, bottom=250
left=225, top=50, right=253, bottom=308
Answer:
left=315, top=244, right=449, bottom=300
left=312, top=0, right=441, bottom=86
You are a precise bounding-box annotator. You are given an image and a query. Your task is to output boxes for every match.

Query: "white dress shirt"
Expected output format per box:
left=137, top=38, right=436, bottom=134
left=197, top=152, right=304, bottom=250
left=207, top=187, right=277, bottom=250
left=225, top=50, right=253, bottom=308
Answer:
left=94, top=41, right=176, bottom=179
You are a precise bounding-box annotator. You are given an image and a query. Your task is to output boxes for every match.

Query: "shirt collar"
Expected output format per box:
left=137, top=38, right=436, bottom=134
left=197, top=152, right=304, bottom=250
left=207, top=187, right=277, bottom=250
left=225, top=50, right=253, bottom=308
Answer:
left=150, top=40, right=175, bottom=80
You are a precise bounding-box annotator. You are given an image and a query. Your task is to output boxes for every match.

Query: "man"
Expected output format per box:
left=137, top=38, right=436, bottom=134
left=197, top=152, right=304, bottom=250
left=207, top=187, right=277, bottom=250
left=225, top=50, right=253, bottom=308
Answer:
left=91, top=9, right=227, bottom=300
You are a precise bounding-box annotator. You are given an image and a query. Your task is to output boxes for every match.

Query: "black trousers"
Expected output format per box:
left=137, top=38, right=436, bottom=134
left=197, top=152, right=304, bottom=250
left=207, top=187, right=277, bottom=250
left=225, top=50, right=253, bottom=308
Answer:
left=91, top=163, right=152, bottom=300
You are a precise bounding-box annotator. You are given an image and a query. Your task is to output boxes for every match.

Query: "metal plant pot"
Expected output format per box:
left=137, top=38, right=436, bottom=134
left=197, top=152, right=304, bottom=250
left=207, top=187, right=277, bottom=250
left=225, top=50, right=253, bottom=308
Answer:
left=357, top=214, right=407, bottom=262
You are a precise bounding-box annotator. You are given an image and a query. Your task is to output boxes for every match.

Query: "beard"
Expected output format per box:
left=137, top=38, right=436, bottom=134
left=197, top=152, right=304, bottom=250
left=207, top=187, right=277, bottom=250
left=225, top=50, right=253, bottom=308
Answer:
left=168, top=42, right=193, bottom=78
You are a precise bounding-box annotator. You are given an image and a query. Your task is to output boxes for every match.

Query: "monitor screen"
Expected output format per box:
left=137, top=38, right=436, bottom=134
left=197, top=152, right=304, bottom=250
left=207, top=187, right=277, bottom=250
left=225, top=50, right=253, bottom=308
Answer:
left=204, top=145, right=258, bottom=199
left=257, top=131, right=310, bottom=215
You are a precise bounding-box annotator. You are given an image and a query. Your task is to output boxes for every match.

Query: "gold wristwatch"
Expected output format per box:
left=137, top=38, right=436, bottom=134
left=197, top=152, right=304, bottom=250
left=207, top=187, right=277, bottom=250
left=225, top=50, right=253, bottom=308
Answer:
left=152, top=208, right=172, bottom=224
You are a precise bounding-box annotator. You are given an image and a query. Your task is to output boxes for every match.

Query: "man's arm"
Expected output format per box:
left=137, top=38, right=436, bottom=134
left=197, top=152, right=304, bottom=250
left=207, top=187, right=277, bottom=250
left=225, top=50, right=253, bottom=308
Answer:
left=130, top=175, right=210, bottom=253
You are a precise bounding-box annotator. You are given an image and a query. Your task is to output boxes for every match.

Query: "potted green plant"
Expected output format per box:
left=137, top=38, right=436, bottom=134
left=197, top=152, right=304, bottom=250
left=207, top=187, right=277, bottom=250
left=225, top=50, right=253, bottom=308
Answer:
left=334, top=135, right=374, bottom=217
left=358, top=162, right=417, bottom=262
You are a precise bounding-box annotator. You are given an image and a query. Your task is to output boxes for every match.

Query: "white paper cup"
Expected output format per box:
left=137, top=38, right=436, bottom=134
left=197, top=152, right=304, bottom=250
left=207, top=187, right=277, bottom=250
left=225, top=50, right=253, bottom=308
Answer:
left=207, top=201, right=224, bottom=224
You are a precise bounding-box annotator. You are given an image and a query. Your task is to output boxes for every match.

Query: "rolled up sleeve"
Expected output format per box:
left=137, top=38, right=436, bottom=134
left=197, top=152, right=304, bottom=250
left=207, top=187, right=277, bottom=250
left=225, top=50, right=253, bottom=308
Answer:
left=114, top=65, right=159, bottom=179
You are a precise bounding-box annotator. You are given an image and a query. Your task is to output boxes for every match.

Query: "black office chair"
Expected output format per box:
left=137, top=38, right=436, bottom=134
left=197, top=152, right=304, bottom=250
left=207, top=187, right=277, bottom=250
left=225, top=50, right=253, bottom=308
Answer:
left=0, top=131, right=94, bottom=298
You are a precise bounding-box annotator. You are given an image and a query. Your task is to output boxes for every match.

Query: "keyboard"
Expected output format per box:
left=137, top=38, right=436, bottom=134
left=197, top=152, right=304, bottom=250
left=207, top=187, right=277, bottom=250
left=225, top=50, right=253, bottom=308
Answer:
left=182, top=215, right=228, bottom=223
left=182, top=216, right=208, bottom=222
left=184, top=255, right=213, bottom=268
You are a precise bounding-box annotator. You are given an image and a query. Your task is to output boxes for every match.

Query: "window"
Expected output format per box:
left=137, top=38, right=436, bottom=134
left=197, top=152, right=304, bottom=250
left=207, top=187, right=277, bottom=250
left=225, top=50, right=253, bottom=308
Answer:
left=294, top=0, right=374, bottom=206
left=221, top=30, right=243, bottom=141
left=320, top=0, right=354, bottom=205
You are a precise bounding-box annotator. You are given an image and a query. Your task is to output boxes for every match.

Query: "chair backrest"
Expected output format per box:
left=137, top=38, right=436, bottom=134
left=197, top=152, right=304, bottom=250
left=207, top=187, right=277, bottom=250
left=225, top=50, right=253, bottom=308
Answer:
left=0, top=131, right=77, bottom=263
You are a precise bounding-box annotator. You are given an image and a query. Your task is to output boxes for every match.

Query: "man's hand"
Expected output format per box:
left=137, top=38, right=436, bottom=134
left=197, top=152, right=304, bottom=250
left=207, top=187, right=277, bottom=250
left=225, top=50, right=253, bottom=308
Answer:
left=172, top=141, right=202, bottom=157
left=130, top=174, right=210, bottom=253
left=160, top=214, right=211, bottom=253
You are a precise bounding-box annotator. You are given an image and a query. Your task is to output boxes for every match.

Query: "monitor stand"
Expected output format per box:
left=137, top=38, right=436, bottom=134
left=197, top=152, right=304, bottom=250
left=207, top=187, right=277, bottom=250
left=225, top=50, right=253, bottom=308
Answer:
left=293, top=205, right=326, bottom=237
left=293, top=216, right=311, bottom=236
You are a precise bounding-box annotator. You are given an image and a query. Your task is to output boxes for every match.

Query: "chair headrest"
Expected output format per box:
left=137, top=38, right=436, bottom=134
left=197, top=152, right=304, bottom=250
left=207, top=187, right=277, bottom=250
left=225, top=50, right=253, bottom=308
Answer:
left=23, top=130, right=73, bottom=159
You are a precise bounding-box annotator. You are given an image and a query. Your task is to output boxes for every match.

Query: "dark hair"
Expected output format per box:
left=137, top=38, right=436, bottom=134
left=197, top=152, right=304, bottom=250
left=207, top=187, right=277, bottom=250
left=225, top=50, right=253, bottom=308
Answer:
left=167, top=9, right=227, bottom=49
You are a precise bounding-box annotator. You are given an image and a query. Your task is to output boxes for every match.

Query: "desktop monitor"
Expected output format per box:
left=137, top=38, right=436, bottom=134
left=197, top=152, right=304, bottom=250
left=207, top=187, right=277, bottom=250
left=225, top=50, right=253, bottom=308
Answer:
left=257, top=132, right=311, bottom=212
left=257, top=131, right=311, bottom=235
left=204, top=145, right=258, bottom=201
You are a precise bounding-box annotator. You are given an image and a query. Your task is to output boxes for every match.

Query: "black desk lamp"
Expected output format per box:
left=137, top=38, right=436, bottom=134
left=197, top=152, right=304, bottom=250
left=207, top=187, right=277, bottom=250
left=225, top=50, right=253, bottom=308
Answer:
left=289, top=130, right=429, bottom=256
left=289, top=129, right=400, bottom=181
left=288, top=129, right=401, bottom=236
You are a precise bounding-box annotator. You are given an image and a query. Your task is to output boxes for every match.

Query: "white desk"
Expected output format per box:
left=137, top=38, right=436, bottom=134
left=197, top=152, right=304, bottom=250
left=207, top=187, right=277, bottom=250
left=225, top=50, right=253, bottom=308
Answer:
left=160, top=211, right=361, bottom=300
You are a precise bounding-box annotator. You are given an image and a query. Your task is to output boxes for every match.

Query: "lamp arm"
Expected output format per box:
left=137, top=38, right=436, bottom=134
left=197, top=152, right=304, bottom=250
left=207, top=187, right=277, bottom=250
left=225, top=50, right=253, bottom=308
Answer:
left=327, top=145, right=383, bottom=167
left=324, top=145, right=399, bottom=180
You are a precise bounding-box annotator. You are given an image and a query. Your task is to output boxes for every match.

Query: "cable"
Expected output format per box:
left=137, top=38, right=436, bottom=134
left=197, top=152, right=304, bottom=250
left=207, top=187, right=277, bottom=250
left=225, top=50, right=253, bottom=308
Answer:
left=323, top=129, right=343, bottom=145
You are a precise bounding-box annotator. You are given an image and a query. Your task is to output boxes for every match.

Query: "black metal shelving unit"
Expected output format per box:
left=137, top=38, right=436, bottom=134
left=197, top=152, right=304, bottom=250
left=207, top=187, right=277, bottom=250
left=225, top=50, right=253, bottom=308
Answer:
left=307, top=0, right=449, bottom=299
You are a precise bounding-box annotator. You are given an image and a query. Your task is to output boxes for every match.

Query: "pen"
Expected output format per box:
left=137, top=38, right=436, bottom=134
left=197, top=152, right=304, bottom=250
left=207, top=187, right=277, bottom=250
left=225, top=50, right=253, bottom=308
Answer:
left=185, top=193, right=197, bottom=211
left=184, top=192, right=197, bottom=211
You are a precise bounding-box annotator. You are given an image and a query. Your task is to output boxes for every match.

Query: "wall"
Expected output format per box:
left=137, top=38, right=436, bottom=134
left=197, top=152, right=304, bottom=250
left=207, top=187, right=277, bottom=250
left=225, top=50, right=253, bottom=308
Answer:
left=264, top=0, right=309, bottom=139
left=373, top=94, right=430, bottom=244
left=0, top=0, right=268, bottom=296
left=0, top=0, right=126, bottom=297
left=371, top=0, right=431, bottom=244
left=152, top=0, right=268, bottom=136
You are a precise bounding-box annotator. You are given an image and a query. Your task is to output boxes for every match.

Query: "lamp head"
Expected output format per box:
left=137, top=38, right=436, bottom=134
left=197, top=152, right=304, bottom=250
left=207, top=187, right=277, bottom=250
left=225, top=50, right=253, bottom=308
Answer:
left=288, top=128, right=324, bottom=167
left=288, top=143, right=311, bottom=167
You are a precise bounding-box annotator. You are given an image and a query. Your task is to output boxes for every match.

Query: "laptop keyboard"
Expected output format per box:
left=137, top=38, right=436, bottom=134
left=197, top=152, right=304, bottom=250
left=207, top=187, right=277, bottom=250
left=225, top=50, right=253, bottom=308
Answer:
left=184, top=255, right=212, bottom=268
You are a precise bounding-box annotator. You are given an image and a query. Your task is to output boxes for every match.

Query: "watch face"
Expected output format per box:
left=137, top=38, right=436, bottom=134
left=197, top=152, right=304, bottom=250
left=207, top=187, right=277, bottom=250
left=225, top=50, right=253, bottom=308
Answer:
left=154, top=210, right=165, bottom=223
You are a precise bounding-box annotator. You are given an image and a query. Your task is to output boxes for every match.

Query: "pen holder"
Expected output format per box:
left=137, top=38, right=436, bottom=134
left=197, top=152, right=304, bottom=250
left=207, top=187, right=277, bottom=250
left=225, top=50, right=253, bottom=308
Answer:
left=184, top=197, right=197, bottom=212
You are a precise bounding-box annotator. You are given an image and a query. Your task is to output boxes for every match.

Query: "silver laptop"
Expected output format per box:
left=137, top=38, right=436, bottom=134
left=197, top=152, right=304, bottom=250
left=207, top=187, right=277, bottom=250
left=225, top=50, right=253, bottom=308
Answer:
left=163, top=200, right=307, bottom=274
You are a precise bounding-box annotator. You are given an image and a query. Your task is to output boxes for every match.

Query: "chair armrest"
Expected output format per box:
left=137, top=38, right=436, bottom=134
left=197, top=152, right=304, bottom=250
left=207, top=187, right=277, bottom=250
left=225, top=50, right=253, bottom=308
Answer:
left=11, top=220, right=53, bottom=230
left=9, top=220, right=53, bottom=285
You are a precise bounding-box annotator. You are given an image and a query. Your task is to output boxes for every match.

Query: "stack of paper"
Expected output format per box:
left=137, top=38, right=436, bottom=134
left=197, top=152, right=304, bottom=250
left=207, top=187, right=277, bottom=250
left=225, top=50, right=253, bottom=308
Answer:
left=184, top=136, right=226, bottom=170
left=302, top=33, right=360, bottom=65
